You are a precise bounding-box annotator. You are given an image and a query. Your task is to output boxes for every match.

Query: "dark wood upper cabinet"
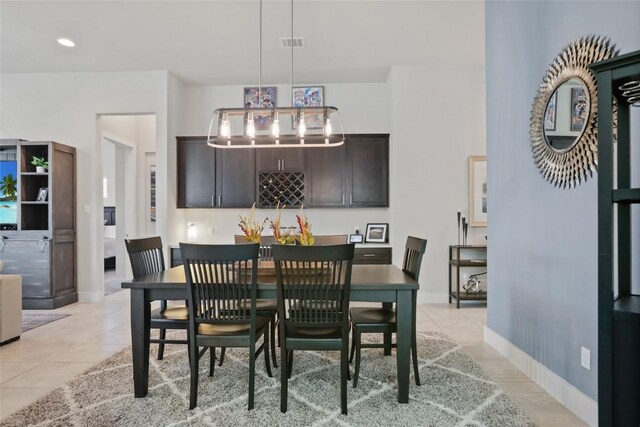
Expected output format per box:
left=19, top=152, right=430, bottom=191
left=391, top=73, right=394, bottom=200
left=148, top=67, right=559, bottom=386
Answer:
left=177, top=137, right=216, bottom=208
left=216, top=148, right=256, bottom=208
left=305, top=144, right=346, bottom=207
left=256, top=146, right=305, bottom=172
left=346, top=134, right=389, bottom=207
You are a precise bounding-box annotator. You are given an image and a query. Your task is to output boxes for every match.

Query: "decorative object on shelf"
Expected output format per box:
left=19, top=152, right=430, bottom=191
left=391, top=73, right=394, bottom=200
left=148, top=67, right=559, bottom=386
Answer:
left=269, top=202, right=295, bottom=244
left=456, top=211, right=461, bottom=245
left=292, top=86, right=324, bottom=129
left=529, top=35, right=618, bottom=189
left=206, top=0, right=344, bottom=149
left=238, top=204, right=267, bottom=243
left=365, top=223, right=388, bottom=243
left=36, top=187, right=48, bottom=202
left=187, top=223, right=197, bottom=243
left=463, top=272, right=486, bottom=294
left=468, top=156, right=487, bottom=227
left=295, top=205, right=314, bottom=246
left=462, top=218, right=468, bottom=245
left=349, top=233, right=364, bottom=244
left=244, top=86, right=277, bottom=130
left=31, top=156, right=48, bottom=173
left=619, top=80, right=640, bottom=106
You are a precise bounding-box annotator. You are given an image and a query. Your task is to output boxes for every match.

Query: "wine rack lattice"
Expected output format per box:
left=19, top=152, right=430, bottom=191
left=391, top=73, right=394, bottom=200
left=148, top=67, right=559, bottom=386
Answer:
left=258, top=172, right=305, bottom=208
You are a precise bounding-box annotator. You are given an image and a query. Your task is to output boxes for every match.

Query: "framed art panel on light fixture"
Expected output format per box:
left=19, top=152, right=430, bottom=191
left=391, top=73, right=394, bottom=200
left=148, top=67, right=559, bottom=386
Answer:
left=292, top=86, right=324, bottom=128
left=365, top=223, right=388, bottom=243
left=468, top=156, right=487, bottom=227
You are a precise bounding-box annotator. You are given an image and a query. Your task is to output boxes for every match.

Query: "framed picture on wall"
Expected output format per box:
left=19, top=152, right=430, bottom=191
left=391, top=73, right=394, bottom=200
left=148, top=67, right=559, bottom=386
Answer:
left=365, top=223, right=388, bottom=243
left=468, top=156, right=487, bottom=227
left=292, top=86, right=324, bottom=129
left=244, top=86, right=277, bottom=130
left=570, top=87, right=588, bottom=132
left=150, top=165, right=156, bottom=222
left=544, top=91, right=557, bottom=131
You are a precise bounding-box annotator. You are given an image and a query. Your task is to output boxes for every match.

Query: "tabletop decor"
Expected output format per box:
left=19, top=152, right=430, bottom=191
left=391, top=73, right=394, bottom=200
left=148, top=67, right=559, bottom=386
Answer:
left=365, top=223, right=388, bottom=243
left=270, top=202, right=296, bottom=244
left=295, top=205, right=315, bottom=246
left=238, top=203, right=267, bottom=243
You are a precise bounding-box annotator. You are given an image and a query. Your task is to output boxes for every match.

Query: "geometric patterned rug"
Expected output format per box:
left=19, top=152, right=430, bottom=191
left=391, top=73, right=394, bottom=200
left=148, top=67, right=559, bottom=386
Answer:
left=21, top=314, right=69, bottom=333
left=0, top=331, right=535, bottom=426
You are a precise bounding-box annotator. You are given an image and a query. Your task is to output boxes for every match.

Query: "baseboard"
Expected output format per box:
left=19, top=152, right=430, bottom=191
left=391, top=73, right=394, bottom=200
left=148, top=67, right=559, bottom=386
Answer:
left=78, top=290, right=103, bottom=303
left=417, top=291, right=449, bottom=304
left=484, top=326, right=598, bottom=426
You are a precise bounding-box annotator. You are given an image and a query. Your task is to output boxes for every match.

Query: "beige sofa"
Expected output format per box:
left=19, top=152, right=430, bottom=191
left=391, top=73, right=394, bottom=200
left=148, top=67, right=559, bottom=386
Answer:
left=0, top=274, right=22, bottom=345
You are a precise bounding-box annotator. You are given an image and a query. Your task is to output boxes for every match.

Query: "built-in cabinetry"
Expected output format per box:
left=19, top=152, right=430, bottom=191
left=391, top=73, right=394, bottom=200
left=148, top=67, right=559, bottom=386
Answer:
left=176, top=134, right=389, bottom=209
left=169, top=245, right=391, bottom=268
left=592, top=50, right=640, bottom=427
left=448, top=245, right=487, bottom=309
left=0, top=140, right=77, bottom=309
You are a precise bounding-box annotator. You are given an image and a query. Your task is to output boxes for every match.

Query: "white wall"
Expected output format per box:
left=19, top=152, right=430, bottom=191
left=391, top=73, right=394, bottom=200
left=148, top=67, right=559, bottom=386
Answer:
left=0, top=71, right=168, bottom=301
left=389, top=64, right=486, bottom=303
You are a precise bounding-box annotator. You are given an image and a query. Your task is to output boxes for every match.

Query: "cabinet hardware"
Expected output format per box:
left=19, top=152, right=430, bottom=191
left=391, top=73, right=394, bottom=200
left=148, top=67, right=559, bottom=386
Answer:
left=277, top=159, right=281, bottom=170
left=218, top=195, right=221, bottom=206
left=362, top=254, right=376, bottom=257
left=211, top=195, right=214, bottom=207
left=342, top=194, right=345, bottom=205
left=282, top=159, right=285, bottom=170
left=350, top=194, right=353, bottom=205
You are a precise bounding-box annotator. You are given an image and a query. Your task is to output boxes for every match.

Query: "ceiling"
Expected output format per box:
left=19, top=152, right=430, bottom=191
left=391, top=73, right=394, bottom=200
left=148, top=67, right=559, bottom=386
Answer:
left=0, top=1, right=484, bottom=86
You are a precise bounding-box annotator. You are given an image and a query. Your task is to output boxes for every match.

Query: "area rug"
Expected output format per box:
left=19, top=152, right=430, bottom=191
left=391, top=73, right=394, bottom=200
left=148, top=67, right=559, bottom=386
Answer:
left=21, top=314, right=69, bottom=333
left=0, top=331, right=535, bottom=426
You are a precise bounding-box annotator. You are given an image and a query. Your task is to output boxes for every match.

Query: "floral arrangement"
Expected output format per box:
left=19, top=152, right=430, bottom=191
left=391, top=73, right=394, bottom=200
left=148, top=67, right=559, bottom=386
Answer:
left=238, top=203, right=267, bottom=243
left=295, top=205, right=315, bottom=246
left=270, top=202, right=295, bottom=245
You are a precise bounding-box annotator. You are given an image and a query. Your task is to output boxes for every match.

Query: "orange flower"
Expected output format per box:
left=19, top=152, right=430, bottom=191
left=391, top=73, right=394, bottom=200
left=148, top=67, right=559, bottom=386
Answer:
left=295, top=205, right=315, bottom=246
left=269, top=202, right=295, bottom=244
left=238, top=203, right=267, bottom=243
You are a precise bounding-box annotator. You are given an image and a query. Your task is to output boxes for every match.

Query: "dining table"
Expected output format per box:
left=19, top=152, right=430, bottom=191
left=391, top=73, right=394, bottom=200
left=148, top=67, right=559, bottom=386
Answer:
left=121, top=263, right=418, bottom=404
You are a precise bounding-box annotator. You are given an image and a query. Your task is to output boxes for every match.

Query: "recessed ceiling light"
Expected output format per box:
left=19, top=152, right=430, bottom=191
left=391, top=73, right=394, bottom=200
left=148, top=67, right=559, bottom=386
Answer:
left=56, top=38, right=76, bottom=48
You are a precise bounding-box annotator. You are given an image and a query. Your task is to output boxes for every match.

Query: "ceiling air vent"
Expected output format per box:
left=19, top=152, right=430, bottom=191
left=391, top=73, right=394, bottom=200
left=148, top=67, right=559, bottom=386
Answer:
left=279, top=37, right=305, bottom=48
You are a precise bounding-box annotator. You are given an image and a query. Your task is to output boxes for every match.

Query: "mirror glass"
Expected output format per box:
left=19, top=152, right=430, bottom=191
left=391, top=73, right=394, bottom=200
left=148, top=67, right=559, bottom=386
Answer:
left=542, top=77, right=590, bottom=152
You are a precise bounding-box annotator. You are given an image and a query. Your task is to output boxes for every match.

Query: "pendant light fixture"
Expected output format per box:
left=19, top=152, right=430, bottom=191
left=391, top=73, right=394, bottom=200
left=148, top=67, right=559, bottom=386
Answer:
left=207, top=0, right=344, bottom=149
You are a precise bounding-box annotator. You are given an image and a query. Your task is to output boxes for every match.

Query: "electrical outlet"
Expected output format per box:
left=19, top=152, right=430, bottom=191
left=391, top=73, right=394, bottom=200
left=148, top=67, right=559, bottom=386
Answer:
left=581, top=346, right=590, bottom=370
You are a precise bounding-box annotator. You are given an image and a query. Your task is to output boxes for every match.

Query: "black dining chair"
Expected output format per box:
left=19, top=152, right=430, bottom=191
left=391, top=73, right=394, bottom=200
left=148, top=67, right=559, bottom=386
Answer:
left=180, top=242, right=272, bottom=410
left=125, top=236, right=188, bottom=360
left=273, top=243, right=355, bottom=415
left=348, top=236, right=427, bottom=387
left=230, top=235, right=278, bottom=369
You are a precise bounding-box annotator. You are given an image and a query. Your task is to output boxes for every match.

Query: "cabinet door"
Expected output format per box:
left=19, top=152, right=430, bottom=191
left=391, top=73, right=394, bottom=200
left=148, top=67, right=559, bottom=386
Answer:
left=256, top=147, right=305, bottom=171
left=346, top=135, right=389, bottom=207
left=305, top=144, right=346, bottom=207
left=216, top=148, right=256, bottom=207
left=177, top=137, right=216, bottom=208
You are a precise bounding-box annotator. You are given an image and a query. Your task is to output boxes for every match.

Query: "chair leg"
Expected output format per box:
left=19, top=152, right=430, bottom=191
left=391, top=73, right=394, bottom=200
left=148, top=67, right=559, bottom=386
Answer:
left=383, top=331, right=392, bottom=356
left=263, top=329, right=273, bottom=378
left=158, top=329, right=166, bottom=360
left=218, top=347, right=226, bottom=367
left=353, top=330, right=362, bottom=388
left=280, top=344, right=288, bottom=413
left=341, top=342, right=348, bottom=415
left=349, top=323, right=356, bottom=363
left=209, top=347, right=215, bottom=377
left=189, top=343, right=199, bottom=410
left=412, top=330, right=420, bottom=386
left=270, top=314, right=278, bottom=369
left=248, top=341, right=256, bottom=410
left=287, top=350, right=294, bottom=379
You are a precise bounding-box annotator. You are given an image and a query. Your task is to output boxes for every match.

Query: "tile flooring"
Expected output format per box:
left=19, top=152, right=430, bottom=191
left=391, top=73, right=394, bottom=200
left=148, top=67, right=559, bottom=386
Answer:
left=0, top=289, right=586, bottom=426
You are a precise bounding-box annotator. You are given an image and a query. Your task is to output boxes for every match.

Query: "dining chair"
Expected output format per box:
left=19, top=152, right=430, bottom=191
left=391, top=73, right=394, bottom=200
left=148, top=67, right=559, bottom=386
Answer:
left=273, top=243, right=355, bottom=415
left=312, top=234, right=348, bottom=245
left=348, top=236, right=427, bottom=387
left=180, top=242, right=272, bottom=410
left=125, top=236, right=188, bottom=360
left=231, top=234, right=278, bottom=369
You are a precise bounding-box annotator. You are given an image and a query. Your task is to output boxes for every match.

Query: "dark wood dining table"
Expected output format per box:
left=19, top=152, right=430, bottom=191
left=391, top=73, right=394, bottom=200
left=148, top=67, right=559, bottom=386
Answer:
left=121, top=263, right=418, bottom=403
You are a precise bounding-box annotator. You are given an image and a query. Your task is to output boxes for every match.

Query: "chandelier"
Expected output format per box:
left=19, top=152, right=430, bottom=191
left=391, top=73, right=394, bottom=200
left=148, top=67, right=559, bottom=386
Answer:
left=206, top=0, right=344, bottom=149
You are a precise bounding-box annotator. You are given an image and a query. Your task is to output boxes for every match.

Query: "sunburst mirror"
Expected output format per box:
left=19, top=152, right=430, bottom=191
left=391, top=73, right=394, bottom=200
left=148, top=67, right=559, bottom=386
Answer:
left=530, top=36, right=618, bottom=188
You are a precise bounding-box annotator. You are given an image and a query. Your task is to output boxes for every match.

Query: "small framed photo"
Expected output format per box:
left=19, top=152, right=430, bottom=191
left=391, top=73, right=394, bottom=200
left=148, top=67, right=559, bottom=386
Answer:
left=349, top=234, right=364, bottom=244
left=36, top=187, right=48, bottom=202
left=292, top=86, right=324, bottom=129
left=365, top=223, right=388, bottom=243
left=244, top=86, right=277, bottom=130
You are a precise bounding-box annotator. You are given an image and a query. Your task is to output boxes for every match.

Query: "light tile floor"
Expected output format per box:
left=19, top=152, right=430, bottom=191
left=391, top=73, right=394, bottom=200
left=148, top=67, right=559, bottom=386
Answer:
left=0, top=291, right=586, bottom=426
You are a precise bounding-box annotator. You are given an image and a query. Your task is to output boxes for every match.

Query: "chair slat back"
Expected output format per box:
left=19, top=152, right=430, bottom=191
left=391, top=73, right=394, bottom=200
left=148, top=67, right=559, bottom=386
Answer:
left=402, top=236, right=427, bottom=281
left=180, top=243, right=259, bottom=326
left=125, top=236, right=165, bottom=279
left=273, top=244, right=354, bottom=329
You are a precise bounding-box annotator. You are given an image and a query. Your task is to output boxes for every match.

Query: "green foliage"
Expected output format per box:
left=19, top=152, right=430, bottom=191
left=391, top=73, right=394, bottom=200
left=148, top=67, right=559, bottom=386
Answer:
left=31, top=156, right=49, bottom=169
left=0, top=174, right=17, bottom=200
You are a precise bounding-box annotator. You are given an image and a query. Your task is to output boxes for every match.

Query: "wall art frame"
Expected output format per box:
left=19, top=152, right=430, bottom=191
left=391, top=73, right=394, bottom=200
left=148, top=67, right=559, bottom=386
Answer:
left=365, top=223, right=388, bottom=243
left=468, top=156, right=487, bottom=227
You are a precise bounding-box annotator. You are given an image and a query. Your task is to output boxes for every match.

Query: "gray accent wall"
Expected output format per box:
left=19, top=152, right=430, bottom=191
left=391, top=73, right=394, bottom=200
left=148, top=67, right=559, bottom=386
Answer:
left=486, top=1, right=640, bottom=400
